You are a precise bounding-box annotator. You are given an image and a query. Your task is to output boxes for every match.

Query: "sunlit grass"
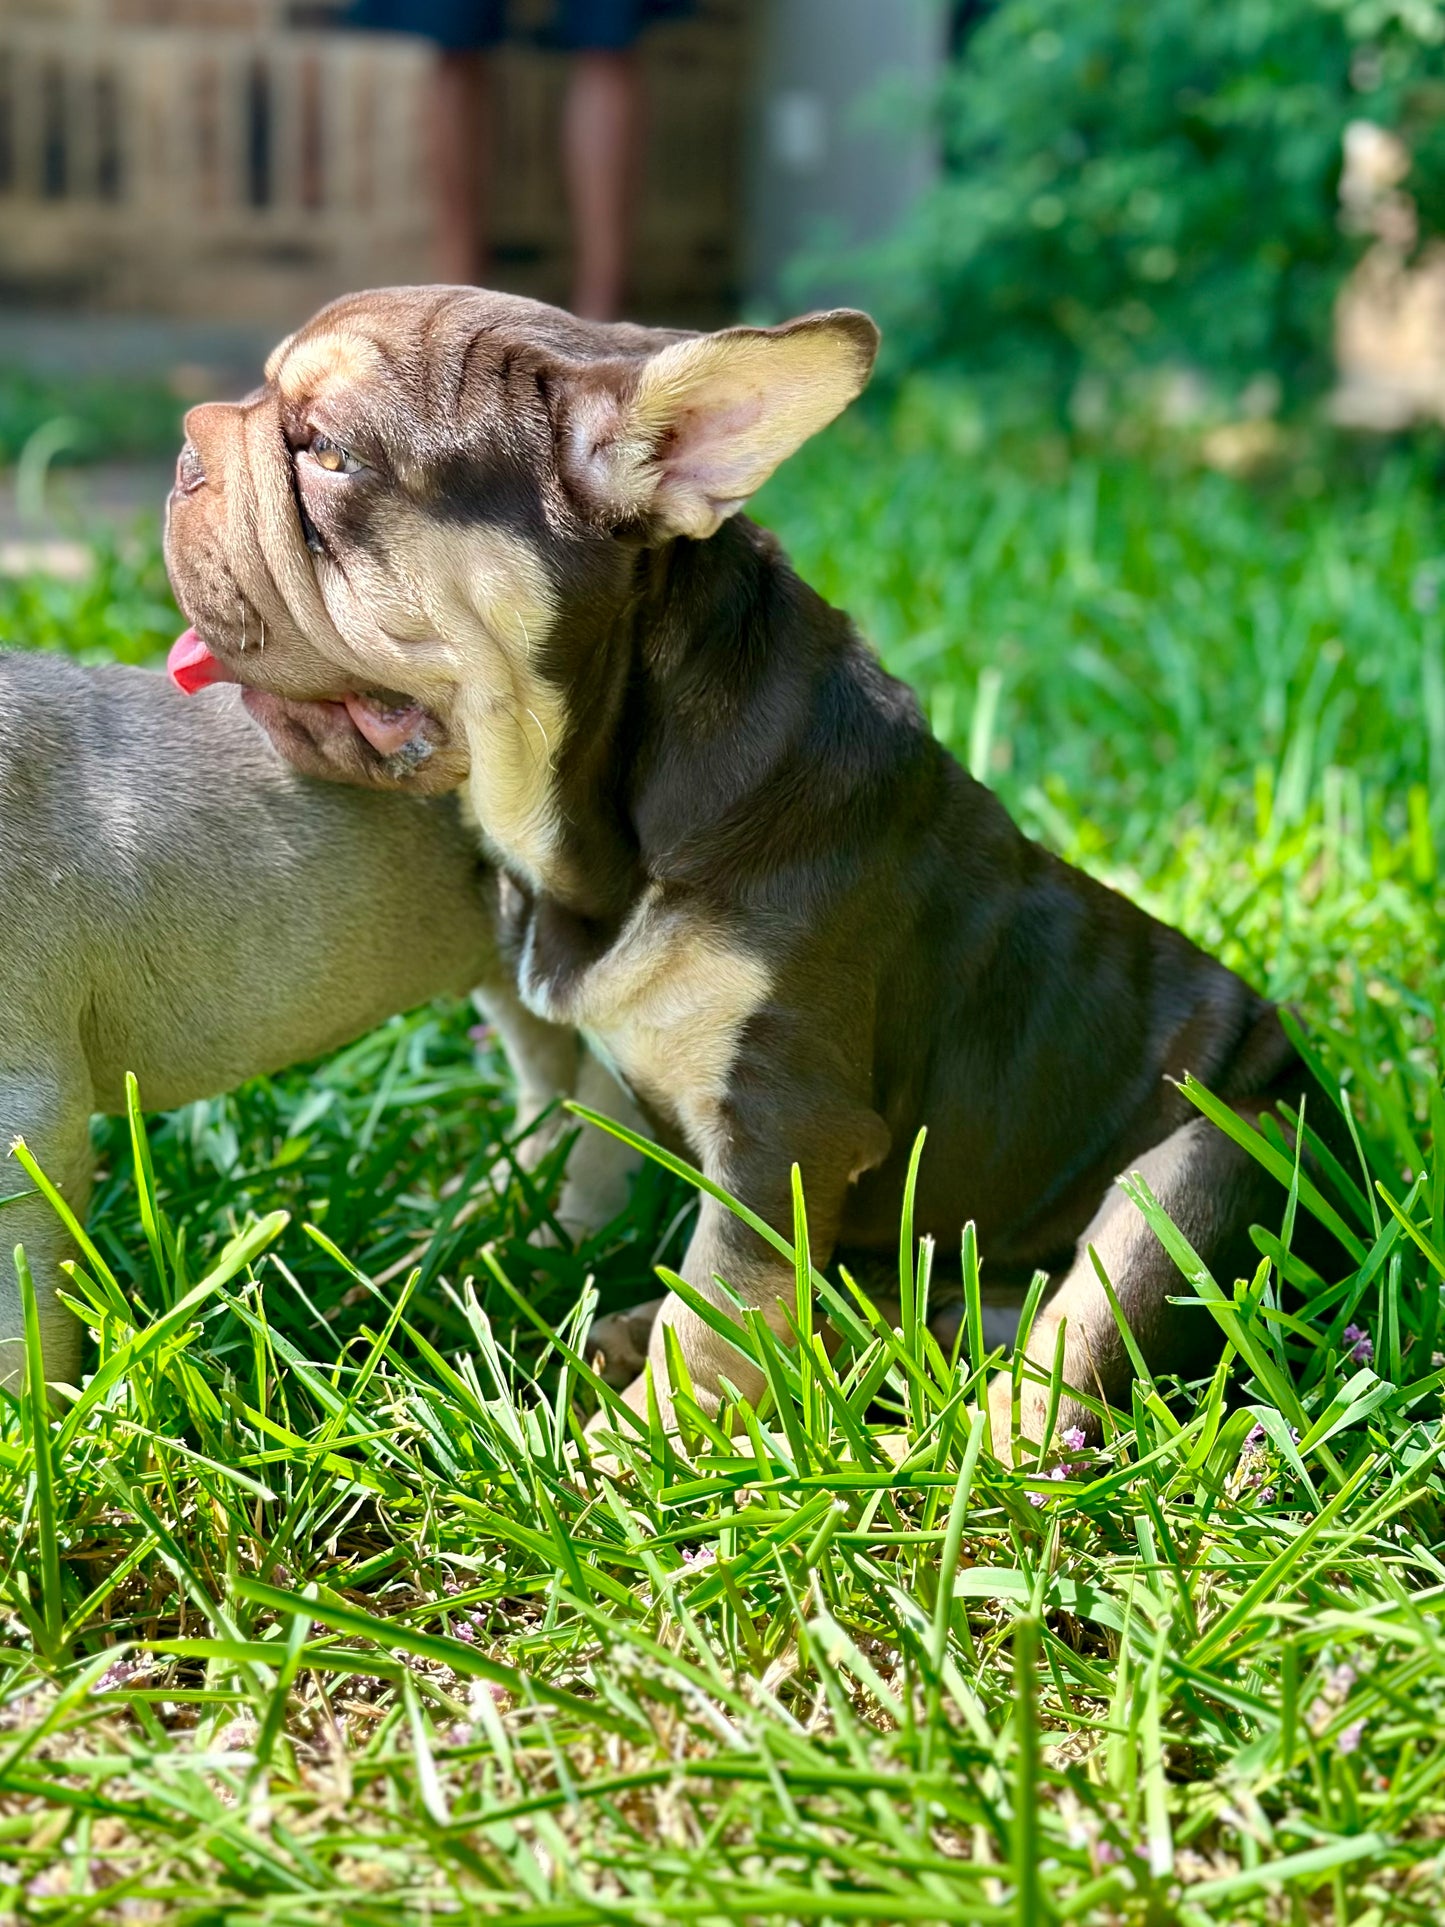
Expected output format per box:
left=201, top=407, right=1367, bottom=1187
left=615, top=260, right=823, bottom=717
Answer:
left=2, top=394, right=1443, bottom=1920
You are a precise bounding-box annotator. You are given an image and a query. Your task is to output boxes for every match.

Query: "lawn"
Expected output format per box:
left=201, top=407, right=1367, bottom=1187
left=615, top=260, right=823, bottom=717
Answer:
left=1, top=388, right=1443, bottom=1924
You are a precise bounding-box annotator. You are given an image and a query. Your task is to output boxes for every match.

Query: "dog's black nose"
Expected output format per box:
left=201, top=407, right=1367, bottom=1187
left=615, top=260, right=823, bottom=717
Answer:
left=174, top=441, right=206, bottom=495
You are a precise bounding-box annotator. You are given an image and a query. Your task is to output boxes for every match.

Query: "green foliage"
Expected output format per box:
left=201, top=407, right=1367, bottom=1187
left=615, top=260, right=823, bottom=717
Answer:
left=4, top=1055, right=1445, bottom=1920
left=0, top=538, right=178, bottom=667
left=867, top=0, right=1445, bottom=393
left=1, top=396, right=1443, bottom=1917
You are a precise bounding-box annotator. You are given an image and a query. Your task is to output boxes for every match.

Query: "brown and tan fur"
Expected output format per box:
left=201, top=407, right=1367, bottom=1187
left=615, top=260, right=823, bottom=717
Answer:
left=164, top=287, right=1347, bottom=1457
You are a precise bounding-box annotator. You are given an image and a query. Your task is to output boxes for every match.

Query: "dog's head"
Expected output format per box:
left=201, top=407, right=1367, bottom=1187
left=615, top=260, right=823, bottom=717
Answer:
left=164, top=286, right=878, bottom=822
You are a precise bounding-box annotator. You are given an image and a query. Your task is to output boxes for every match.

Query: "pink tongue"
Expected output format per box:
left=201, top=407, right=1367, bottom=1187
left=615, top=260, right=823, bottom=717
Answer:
left=343, top=692, right=426, bottom=757
left=167, top=628, right=236, bottom=695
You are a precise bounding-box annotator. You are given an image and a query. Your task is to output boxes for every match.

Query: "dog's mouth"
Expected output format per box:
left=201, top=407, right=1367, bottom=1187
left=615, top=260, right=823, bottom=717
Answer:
left=167, top=627, right=434, bottom=761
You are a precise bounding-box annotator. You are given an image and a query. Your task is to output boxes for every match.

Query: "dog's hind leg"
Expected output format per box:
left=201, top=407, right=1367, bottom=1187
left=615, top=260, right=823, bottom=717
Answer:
left=471, top=977, right=643, bottom=1238
left=557, top=1048, right=646, bottom=1239
left=0, top=1048, right=95, bottom=1394
left=987, top=1108, right=1316, bottom=1460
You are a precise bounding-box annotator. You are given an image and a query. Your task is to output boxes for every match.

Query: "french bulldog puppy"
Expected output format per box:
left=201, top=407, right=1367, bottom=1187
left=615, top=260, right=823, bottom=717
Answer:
left=162, top=287, right=1345, bottom=1456
left=0, top=647, right=638, bottom=1391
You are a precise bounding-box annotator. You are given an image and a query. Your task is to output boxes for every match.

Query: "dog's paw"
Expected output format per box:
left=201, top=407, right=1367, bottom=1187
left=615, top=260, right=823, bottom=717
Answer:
left=585, top=1295, right=666, bottom=1389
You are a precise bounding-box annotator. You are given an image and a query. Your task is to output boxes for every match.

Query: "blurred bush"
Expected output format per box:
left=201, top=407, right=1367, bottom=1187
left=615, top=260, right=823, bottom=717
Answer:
left=0, top=376, right=183, bottom=470
left=865, top=0, right=1445, bottom=399
left=0, top=541, right=179, bottom=667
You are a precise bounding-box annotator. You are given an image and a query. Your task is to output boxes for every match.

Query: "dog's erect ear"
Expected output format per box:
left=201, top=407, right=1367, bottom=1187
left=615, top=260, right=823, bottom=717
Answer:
left=570, top=310, right=880, bottom=540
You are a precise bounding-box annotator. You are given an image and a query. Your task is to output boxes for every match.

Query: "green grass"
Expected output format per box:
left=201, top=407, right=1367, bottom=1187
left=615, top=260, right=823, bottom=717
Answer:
left=2, top=392, right=1444, bottom=1922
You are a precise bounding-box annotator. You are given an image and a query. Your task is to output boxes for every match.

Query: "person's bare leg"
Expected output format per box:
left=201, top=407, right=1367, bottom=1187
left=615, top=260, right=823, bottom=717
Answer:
left=431, top=49, right=491, bottom=286
left=563, top=50, right=642, bottom=321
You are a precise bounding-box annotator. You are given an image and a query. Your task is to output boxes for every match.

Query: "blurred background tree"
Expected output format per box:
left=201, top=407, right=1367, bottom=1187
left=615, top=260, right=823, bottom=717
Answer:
left=859, top=0, right=1445, bottom=400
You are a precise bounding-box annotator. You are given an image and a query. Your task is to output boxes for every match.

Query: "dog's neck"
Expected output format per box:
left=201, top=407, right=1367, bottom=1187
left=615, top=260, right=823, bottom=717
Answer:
left=489, top=517, right=923, bottom=929
left=630, top=520, right=866, bottom=853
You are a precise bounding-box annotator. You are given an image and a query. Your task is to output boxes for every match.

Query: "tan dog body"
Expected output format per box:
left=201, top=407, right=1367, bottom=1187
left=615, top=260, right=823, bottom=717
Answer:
left=0, top=648, right=637, bottom=1390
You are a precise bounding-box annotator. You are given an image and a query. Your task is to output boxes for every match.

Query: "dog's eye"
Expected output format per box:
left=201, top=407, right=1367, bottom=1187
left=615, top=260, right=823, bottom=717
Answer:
left=306, top=433, right=363, bottom=476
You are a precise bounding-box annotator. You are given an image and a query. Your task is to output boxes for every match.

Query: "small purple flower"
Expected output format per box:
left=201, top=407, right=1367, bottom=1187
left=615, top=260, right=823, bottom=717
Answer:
left=1246, top=1421, right=1266, bottom=1447
left=96, top=1657, right=136, bottom=1692
left=452, top=1621, right=476, bottom=1643
left=680, top=1545, right=717, bottom=1569
left=1331, top=1663, right=1358, bottom=1695
left=1029, top=1465, right=1072, bottom=1506
left=1337, top=1718, right=1367, bottom=1755
left=1342, top=1324, right=1374, bottom=1365
left=1094, top=1841, right=1122, bottom=1867
left=1060, top=1426, right=1087, bottom=1453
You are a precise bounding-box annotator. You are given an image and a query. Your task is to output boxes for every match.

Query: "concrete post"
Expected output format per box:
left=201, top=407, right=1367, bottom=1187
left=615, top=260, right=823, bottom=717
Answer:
left=744, top=0, right=946, bottom=312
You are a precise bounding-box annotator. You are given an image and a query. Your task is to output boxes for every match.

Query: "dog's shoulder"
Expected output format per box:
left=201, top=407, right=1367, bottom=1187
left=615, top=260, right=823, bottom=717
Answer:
left=0, top=644, right=92, bottom=757
left=0, top=648, right=100, bottom=860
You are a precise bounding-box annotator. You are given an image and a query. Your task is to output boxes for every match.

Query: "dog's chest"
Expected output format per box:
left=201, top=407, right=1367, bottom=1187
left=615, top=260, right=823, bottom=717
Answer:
left=518, top=886, right=771, bottom=1164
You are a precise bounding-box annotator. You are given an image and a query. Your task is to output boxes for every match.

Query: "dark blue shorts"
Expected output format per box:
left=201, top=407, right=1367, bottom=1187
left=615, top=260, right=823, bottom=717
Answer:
left=349, top=0, right=693, bottom=52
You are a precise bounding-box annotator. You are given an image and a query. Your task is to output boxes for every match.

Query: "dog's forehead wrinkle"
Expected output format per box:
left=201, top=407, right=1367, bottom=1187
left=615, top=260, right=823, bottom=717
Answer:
left=415, top=306, right=479, bottom=421
left=275, top=330, right=394, bottom=409
left=263, top=329, right=297, bottom=383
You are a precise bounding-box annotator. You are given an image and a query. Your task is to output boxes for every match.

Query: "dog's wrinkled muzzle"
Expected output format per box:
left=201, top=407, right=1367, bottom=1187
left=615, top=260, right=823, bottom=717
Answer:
left=167, top=395, right=350, bottom=694
left=163, top=393, right=469, bottom=793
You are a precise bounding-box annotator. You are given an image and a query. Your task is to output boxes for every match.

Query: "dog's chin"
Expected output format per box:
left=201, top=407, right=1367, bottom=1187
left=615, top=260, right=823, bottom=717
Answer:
left=240, top=687, right=469, bottom=795
left=167, top=624, right=467, bottom=794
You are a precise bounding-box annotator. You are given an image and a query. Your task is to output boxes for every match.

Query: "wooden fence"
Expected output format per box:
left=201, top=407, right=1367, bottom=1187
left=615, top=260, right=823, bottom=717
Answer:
left=0, top=0, right=745, bottom=325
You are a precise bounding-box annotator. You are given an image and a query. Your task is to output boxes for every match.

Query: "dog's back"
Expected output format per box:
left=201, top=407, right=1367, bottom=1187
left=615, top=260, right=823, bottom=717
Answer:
left=0, top=649, right=498, bottom=1112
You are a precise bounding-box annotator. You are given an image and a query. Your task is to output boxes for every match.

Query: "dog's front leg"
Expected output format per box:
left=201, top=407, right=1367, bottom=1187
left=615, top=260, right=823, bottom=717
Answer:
left=604, top=1086, right=890, bottom=1437
left=472, top=976, right=644, bottom=1239
left=558, top=1048, right=647, bottom=1237
left=632, top=1195, right=787, bottom=1421
left=0, top=1049, right=95, bottom=1393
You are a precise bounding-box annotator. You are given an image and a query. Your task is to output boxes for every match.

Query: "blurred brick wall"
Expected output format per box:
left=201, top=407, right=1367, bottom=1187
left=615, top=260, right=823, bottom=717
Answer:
left=0, top=0, right=746, bottom=327
left=21, top=3, right=326, bottom=21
